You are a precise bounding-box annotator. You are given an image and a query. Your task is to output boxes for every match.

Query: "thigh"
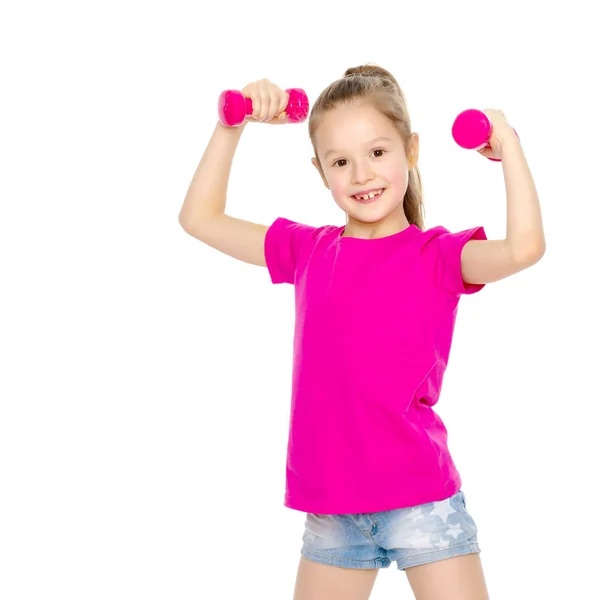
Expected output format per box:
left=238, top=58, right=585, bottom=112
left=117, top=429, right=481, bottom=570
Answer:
left=405, top=553, right=489, bottom=600
left=293, top=555, right=379, bottom=600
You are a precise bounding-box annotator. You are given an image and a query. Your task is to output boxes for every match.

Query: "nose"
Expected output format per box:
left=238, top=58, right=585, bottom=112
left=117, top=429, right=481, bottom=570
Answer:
left=351, top=161, right=375, bottom=185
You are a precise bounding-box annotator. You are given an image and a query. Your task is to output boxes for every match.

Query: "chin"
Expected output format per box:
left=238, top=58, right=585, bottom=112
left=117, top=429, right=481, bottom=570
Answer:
left=345, top=200, right=400, bottom=223
left=346, top=211, right=384, bottom=223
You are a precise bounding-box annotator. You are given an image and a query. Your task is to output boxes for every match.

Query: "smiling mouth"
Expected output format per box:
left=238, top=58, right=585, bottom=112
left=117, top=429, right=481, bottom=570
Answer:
left=352, top=188, right=385, bottom=203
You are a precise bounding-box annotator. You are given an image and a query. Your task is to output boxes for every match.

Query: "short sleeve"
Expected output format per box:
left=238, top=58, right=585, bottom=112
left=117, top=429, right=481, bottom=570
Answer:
left=264, top=217, right=318, bottom=284
left=421, top=225, right=488, bottom=296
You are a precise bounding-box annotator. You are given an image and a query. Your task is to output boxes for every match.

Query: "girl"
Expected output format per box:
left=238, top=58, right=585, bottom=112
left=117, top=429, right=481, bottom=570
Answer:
left=179, top=64, right=545, bottom=600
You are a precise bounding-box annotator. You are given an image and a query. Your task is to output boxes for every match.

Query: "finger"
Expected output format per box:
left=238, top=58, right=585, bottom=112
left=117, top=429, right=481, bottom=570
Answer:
left=250, top=80, right=265, bottom=121
left=266, top=111, right=287, bottom=125
left=268, top=85, right=283, bottom=121
left=264, top=91, right=289, bottom=124
left=267, top=106, right=287, bottom=122
left=260, top=85, right=280, bottom=123
left=278, top=91, right=289, bottom=117
left=266, top=85, right=284, bottom=122
left=256, top=80, right=272, bottom=122
left=249, top=81, right=260, bottom=120
left=241, top=83, right=256, bottom=121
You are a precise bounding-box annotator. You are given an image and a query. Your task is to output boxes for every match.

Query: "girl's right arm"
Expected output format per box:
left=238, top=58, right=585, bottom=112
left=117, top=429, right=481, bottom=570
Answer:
left=178, top=119, right=269, bottom=267
left=178, top=80, right=289, bottom=267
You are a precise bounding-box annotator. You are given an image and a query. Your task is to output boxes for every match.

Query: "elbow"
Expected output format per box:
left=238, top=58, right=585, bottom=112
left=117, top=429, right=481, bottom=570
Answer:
left=179, top=210, right=196, bottom=232
left=178, top=215, right=189, bottom=231
left=529, top=238, right=546, bottom=263
left=514, top=241, right=545, bottom=266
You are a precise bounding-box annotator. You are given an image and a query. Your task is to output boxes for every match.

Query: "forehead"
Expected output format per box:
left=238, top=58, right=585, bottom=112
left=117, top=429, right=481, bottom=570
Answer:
left=318, top=103, right=401, bottom=158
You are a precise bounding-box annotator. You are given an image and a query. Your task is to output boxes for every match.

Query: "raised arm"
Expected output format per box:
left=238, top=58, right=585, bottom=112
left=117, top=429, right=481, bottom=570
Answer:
left=178, top=79, right=290, bottom=267
left=178, top=120, right=269, bottom=266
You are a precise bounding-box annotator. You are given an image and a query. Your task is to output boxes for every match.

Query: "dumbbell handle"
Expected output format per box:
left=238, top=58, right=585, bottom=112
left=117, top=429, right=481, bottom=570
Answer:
left=218, top=88, right=309, bottom=127
left=452, top=109, right=519, bottom=162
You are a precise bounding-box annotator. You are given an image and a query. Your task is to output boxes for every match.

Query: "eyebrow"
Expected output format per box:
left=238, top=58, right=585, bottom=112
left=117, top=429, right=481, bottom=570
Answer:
left=323, top=136, right=394, bottom=159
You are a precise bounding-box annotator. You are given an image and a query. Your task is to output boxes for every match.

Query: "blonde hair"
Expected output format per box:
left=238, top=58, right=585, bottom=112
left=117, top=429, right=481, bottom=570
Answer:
left=309, top=63, right=425, bottom=230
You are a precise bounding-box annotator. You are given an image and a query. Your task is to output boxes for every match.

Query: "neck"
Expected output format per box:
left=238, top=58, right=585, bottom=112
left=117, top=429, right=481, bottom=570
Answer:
left=343, top=208, right=410, bottom=239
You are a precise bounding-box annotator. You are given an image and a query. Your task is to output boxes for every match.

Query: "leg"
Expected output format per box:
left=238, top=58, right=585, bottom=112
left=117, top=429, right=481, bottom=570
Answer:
left=293, top=556, right=379, bottom=600
left=405, top=553, right=489, bottom=600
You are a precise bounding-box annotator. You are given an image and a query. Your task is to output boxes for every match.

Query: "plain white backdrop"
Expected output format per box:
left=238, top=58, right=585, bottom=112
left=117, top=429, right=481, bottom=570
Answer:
left=1, top=0, right=598, bottom=598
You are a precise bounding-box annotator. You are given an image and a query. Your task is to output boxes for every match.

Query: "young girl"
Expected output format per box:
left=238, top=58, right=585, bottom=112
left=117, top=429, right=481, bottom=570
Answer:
left=179, top=64, right=545, bottom=600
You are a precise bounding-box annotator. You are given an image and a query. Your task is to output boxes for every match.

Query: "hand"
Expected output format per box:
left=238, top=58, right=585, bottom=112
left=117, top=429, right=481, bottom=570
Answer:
left=477, top=108, right=519, bottom=160
left=240, top=79, right=290, bottom=125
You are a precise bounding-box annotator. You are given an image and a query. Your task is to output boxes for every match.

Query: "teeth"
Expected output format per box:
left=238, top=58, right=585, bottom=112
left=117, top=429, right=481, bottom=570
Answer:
left=355, top=189, right=383, bottom=200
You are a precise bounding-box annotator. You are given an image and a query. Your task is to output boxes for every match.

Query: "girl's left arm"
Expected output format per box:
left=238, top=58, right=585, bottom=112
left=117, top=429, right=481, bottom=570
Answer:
left=461, top=111, right=546, bottom=285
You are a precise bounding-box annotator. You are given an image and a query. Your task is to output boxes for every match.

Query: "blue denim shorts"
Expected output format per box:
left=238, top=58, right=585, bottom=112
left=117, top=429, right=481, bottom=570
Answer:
left=301, top=489, right=480, bottom=570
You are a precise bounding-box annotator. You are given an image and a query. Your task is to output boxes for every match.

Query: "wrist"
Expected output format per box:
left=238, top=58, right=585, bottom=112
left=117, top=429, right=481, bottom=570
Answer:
left=498, top=129, right=521, bottom=150
left=216, top=120, right=247, bottom=134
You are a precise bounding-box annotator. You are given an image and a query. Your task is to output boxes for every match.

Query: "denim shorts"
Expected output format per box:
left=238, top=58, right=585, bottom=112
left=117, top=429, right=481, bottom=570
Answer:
left=301, top=489, right=481, bottom=570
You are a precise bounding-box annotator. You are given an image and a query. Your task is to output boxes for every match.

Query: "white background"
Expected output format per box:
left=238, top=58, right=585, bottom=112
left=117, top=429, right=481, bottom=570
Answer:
left=1, top=1, right=598, bottom=598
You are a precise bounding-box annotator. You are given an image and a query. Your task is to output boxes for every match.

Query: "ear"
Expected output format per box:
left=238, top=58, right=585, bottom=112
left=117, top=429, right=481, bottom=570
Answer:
left=408, top=133, right=420, bottom=170
left=312, top=157, right=329, bottom=189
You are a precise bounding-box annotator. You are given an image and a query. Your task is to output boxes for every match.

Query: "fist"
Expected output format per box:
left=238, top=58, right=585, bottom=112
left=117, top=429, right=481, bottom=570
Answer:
left=240, top=79, right=290, bottom=125
left=477, top=108, right=518, bottom=160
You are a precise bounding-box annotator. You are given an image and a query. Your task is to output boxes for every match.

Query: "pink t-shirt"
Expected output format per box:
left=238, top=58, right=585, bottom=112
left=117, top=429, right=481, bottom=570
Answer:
left=264, top=217, right=487, bottom=515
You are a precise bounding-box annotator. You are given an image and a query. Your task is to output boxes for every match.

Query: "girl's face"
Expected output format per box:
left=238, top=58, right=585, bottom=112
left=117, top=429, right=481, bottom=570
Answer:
left=312, top=102, right=419, bottom=230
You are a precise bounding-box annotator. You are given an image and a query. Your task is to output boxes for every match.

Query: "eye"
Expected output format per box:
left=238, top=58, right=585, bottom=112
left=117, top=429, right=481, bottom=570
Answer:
left=333, top=148, right=386, bottom=167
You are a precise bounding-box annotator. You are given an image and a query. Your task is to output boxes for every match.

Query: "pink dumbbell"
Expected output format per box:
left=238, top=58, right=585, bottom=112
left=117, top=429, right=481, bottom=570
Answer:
left=452, top=109, right=519, bottom=162
left=218, top=88, right=309, bottom=127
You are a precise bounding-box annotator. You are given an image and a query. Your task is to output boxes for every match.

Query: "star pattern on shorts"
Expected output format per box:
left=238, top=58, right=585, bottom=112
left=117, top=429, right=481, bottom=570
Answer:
left=391, top=496, right=468, bottom=549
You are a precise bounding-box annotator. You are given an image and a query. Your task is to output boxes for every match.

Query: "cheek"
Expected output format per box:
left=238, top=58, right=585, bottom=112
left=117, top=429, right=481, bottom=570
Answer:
left=384, top=165, right=409, bottom=189
left=332, top=184, right=348, bottom=199
left=328, top=179, right=349, bottom=200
